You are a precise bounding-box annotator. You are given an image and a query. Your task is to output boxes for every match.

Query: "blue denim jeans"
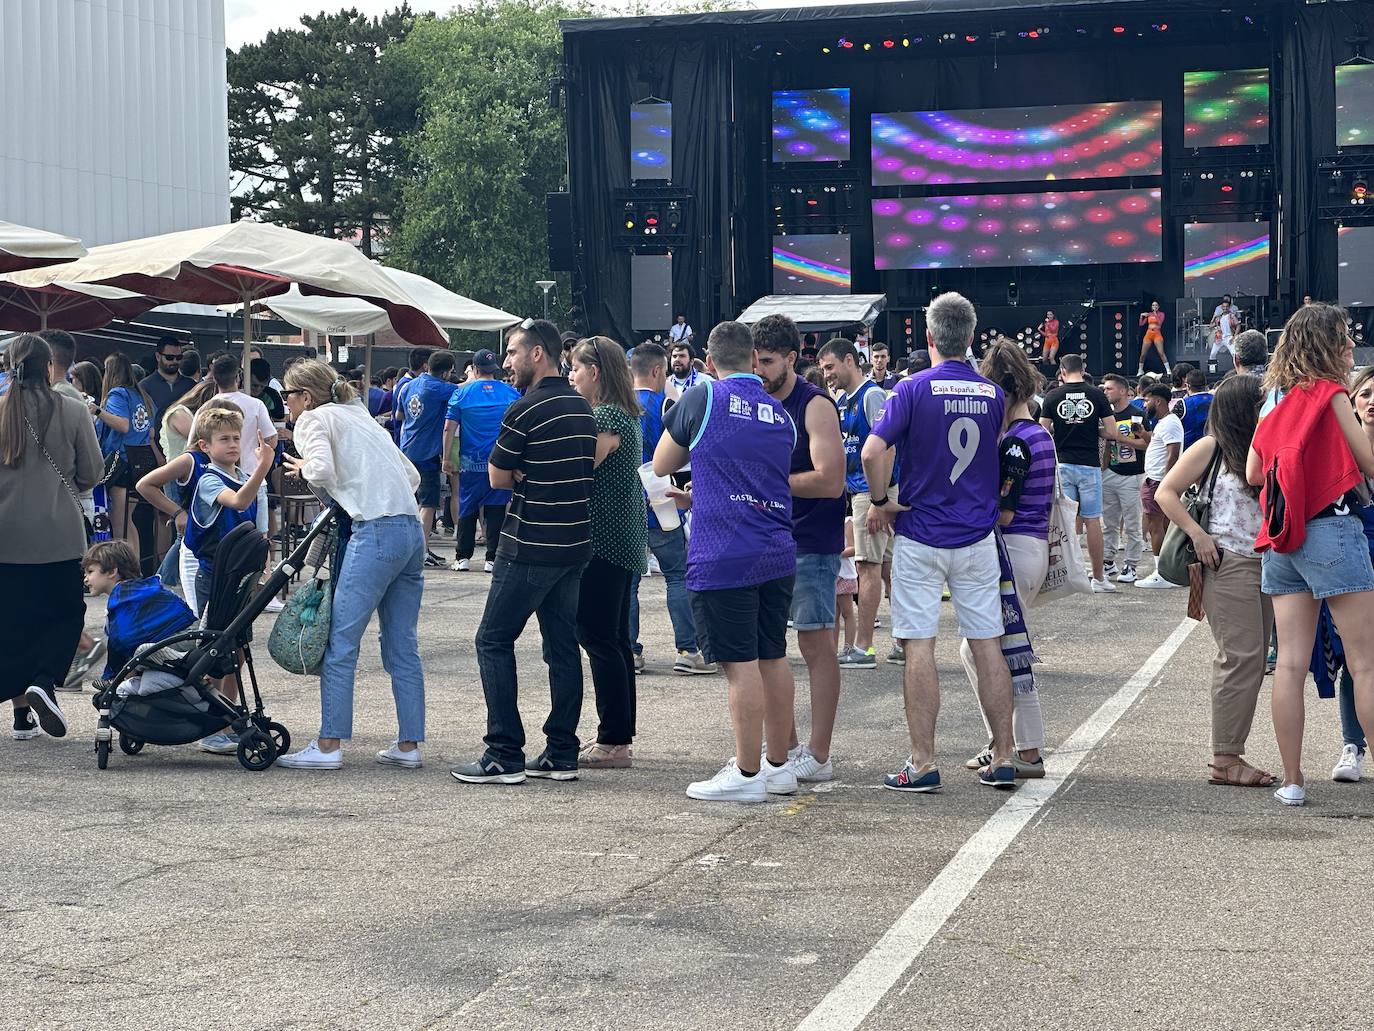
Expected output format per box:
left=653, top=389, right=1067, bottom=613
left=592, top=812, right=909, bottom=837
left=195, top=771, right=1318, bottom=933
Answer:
left=1339, top=670, right=1368, bottom=753
left=157, top=536, right=181, bottom=588
left=475, top=557, right=585, bottom=765
left=320, top=515, right=426, bottom=742
left=630, top=524, right=698, bottom=655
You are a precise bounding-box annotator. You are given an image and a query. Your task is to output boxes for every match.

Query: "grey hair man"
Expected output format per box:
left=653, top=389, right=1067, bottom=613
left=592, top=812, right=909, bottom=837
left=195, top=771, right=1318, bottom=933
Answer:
left=1231, top=329, right=1268, bottom=377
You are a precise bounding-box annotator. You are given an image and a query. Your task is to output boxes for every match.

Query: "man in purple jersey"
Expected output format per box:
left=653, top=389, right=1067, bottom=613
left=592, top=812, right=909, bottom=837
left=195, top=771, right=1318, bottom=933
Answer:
left=753, top=315, right=847, bottom=784
left=654, top=321, right=799, bottom=803
left=860, top=291, right=1018, bottom=793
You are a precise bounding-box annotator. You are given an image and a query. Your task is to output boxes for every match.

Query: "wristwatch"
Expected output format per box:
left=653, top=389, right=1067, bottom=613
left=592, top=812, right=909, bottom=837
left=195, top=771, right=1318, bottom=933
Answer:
left=869, top=493, right=890, bottom=507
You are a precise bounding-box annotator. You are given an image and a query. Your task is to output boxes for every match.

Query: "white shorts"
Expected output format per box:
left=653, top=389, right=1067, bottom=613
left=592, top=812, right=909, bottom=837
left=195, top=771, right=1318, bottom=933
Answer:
left=891, top=532, right=1003, bottom=640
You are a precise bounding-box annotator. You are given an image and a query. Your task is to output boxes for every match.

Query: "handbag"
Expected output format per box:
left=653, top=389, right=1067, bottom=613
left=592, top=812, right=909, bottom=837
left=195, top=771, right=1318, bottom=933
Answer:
left=25, top=416, right=95, bottom=542
left=1157, top=447, right=1223, bottom=586
left=267, top=527, right=336, bottom=676
left=1034, top=465, right=1092, bottom=606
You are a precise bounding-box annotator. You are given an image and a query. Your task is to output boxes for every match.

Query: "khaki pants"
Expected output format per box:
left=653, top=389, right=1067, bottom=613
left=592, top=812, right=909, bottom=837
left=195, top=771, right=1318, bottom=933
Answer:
left=1201, top=551, right=1272, bottom=755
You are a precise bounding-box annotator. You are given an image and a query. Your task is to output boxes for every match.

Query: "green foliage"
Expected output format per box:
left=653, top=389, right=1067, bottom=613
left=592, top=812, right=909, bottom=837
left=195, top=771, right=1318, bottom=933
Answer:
left=228, top=5, right=422, bottom=257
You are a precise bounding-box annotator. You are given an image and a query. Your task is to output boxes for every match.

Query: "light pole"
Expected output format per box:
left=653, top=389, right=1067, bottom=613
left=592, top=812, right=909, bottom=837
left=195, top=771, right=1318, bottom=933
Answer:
left=536, top=280, right=556, bottom=321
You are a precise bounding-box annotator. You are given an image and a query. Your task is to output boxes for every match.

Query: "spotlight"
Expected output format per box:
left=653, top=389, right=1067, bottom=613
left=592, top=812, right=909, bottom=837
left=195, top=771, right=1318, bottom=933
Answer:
left=1220, top=180, right=1234, bottom=193
left=1354, top=178, right=1369, bottom=204
left=822, top=46, right=830, bottom=54
left=1112, top=26, right=1125, bottom=34
left=1007, top=281, right=1019, bottom=305
left=882, top=39, right=895, bottom=48
left=965, top=34, right=978, bottom=43
left=902, top=37, right=910, bottom=47
left=623, top=201, right=636, bottom=231
left=1027, top=30, right=1039, bottom=39
left=863, top=42, right=872, bottom=51
left=839, top=37, right=853, bottom=49
left=666, top=203, right=682, bottom=231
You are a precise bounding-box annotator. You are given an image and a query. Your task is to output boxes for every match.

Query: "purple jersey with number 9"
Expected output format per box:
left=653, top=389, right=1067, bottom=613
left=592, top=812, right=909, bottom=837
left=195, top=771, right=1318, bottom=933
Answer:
left=871, top=361, right=1005, bottom=548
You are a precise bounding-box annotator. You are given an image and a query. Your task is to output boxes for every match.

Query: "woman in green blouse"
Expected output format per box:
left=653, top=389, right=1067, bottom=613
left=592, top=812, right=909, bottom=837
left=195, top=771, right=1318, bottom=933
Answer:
left=569, top=337, right=648, bottom=768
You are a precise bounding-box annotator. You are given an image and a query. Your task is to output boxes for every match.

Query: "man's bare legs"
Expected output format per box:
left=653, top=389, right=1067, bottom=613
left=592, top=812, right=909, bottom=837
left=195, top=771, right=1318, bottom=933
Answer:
left=855, top=561, right=882, bottom=652
left=791, top=629, right=841, bottom=762
left=1084, top=516, right=1106, bottom=581
left=724, top=660, right=765, bottom=771
left=903, top=636, right=1012, bottom=769
left=759, top=657, right=795, bottom=768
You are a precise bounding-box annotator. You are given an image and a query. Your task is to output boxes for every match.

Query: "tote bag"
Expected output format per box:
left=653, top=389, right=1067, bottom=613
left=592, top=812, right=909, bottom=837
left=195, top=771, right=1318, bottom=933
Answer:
left=1034, top=466, right=1092, bottom=606
left=268, top=534, right=335, bottom=675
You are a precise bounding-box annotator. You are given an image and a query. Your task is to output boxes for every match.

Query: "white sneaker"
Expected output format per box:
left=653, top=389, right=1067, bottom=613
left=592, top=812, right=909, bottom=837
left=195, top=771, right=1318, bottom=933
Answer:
left=1332, top=744, right=1364, bottom=783
left=1103, top=561, right=1119, bottom=581
left=1136, top=367, right=1145, bottom=377
left=686, top=760, right=767, bottom=802
left=483, top=561, right=495, bottom=573
left=1117, top=563, right=1138, bottom=584
left=1274, top=781, right=1306, bottom=806
left=199, top=732, right=240, bottom=755
left=763, top=759, right=798, bottom=795
left=760, top=743, right=802, bottom=765
left=1134, top=572, right=1179, bottom=589
left=1091, top=578, right=1118, bottom=594
left=377, top=741, right=422, bottom=768
left=450, top=558, right=470, bottom=572
left=277, top=739, right=343, bottom=770
left=785, top=745, right=834, bottom=783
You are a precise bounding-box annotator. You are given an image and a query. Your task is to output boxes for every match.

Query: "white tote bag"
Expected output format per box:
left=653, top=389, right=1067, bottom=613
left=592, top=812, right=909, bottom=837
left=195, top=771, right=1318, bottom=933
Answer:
left=1034, top=466, right=1092, bottom=606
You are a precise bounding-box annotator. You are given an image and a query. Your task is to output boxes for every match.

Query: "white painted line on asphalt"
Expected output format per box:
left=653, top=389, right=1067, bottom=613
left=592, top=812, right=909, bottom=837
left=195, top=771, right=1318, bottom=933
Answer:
left=794, top=616, right=1198, bottom=1031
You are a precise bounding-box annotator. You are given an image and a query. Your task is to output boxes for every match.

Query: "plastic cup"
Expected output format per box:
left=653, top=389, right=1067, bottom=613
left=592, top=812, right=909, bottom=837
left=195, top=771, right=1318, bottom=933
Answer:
left=638, top=462, right=681, bottom=530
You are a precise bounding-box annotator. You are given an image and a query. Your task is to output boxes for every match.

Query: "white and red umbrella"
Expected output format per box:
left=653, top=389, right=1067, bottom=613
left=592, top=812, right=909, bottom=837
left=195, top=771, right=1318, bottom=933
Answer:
left=0, top=220, right=86, bottom=274
left=0, top=278, right=159, bottom=332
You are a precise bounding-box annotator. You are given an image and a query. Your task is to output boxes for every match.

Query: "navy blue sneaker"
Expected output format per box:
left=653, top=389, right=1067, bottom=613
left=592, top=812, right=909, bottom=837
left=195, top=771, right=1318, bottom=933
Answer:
left=450, top=755, right=526, bottom=784
left=525, top=751, right=578, bottom=781
left=882, top=759, right=941, bottom=793
left=978, top=761, right=1018, bottom=789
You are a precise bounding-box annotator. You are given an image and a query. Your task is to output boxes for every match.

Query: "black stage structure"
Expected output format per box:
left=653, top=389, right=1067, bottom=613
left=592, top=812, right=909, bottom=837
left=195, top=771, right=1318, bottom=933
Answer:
left=557, top=0, right=1374, bottom=373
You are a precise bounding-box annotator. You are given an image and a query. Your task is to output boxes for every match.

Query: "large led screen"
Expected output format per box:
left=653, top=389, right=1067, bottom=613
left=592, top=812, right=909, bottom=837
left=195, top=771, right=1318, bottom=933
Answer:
left=871, top=101, right=1162, bottom=186
left=629, top=102, right=672, bottom=181
left=773, top=234, right=852, bottom=294
left=1336, top=64, right=1374, bottom=148
left=872, top=188, right=1161, bottom=270
left=1183, top=69, right=1270, bottom=148
left=1184, top=222, right=1271, bottom=296
left=1338, top=226, right=1374, bottom=307
left=772, top=88, right=851, bottom=163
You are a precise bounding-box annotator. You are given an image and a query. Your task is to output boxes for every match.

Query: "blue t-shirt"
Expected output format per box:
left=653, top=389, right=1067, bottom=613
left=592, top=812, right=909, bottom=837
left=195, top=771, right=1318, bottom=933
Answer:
left=445, top=378, right=521, bottom=471
left=397, top=372, right=457, bottom=466
left=98, top=386, right=152, bottom=458
left=1173, top=392, right=1214, bottom=450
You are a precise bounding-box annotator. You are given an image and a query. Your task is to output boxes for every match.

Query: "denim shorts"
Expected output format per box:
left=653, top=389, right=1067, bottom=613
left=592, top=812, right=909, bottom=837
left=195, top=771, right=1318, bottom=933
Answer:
left=1059, top=463, right=1104, bottom=520
left=790, top=552, right=841, bottom=631
left=1261, top=515, right=1374, bottom=600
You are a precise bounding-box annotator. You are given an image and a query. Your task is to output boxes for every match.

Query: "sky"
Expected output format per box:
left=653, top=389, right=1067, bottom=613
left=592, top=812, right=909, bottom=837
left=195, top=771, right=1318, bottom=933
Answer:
left=223, top=0, right=852, bottom=48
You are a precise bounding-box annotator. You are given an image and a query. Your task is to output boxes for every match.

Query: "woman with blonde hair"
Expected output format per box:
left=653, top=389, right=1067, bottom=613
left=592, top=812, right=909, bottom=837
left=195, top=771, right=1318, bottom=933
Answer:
left=1248, top=303, right=1374, bottom=805
left=274, top=359, right=428, bottom=771
left=568, top=337, right=647, bottom=768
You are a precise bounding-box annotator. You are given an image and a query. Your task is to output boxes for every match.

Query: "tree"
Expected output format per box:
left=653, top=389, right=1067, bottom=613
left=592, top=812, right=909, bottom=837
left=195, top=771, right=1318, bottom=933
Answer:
left=387, top=0, right=591, bottom=321
left=228, top=6, right=421, bottom=257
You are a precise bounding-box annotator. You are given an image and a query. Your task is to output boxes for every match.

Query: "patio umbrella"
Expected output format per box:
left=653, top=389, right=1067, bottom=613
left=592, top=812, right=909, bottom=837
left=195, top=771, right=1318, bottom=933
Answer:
left=0, top=277, right=159, bottom=331
left=0, top=220, right=86, bottom=273
left=7, top=221, right=448, bottom=372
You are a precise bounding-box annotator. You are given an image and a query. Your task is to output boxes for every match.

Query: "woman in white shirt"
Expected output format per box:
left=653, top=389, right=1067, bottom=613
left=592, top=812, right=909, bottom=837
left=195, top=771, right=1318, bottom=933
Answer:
left=274, top=360, right=427, bottom=771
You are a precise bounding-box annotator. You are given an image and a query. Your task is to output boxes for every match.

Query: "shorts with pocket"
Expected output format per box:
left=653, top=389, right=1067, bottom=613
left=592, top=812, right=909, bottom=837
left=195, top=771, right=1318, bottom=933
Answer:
left=891, top=532, right=1003, bottom=640
left=852, top=488, right=898, bottom=563
left=690, top=575, right=795, bottom=664
left=1260, top=515, right=1374, bottom=600
left=1059, top=463, right=1104, bottom=520
left=790, top=553, right=841, bottom=631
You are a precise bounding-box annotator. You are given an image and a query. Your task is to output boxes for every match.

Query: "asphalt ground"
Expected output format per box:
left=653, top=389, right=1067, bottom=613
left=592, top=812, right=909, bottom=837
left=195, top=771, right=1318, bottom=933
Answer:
left=4, top=548, right=1371, bottom=1030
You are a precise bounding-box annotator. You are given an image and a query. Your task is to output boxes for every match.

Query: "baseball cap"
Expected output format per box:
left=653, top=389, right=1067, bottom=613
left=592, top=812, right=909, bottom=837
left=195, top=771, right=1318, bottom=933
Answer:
left=472, top=348, right=501, bottom=374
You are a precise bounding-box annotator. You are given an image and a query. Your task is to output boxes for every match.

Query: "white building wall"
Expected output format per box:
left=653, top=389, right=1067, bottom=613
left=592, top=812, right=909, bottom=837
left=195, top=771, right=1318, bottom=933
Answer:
left=0, top=0, right=230, bottom=246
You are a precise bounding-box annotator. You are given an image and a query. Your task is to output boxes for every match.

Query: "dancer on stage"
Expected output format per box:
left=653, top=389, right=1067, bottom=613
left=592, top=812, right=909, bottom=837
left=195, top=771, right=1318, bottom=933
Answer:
left=1138, top=301, right=1170, bottom=375
left=1038, top=311, right=1060, bottom=364
left=1209, top=300, right=1239, bottom=363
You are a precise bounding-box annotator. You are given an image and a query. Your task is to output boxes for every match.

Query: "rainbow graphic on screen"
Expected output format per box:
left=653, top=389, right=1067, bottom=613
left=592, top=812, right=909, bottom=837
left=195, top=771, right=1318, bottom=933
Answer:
left=1183, top=69, right=1270, bottom=148
left=773, top=235, right=851, bottom=294
left=1183, top=222, right=1270, bottom=294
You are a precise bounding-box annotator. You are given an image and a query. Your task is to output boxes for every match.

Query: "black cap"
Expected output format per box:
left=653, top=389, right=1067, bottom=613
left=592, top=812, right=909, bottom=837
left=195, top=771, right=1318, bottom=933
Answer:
left=472, top=348, right=501, bottom=374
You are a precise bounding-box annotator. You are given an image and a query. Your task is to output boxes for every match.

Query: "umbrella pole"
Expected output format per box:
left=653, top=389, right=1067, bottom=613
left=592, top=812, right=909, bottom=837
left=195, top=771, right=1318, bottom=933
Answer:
left=242, top=298, right=253, bottom=383
left=364, top=333, right=374, bottom=400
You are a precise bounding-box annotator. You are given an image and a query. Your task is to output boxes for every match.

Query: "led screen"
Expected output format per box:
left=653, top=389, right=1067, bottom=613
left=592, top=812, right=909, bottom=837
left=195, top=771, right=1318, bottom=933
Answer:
left=872, top=188, right=1161, bottom=270
left=773, top=235, right=852, bottom=294
left=1336, top=64, right=1374, bottom=148
left=1184, top=222, right=1270, bottom=296
left=1183, top=68, right=1270, bottom=148
left=871, top=101, right=1162, bottom=186
left=630, top=102, right=672, bottom=181
left=631, top=253, right=673, bottom=330
left=1339, top=226, right=1374, bottom=307
left=772, top=88, right=851, bottom=163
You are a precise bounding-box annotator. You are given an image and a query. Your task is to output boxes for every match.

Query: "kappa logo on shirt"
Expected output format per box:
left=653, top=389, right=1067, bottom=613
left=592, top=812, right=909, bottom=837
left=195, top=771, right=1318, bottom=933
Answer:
left=407, top=394, right=424, bottom=419
left=1004, top=441, right=1028, bottom=461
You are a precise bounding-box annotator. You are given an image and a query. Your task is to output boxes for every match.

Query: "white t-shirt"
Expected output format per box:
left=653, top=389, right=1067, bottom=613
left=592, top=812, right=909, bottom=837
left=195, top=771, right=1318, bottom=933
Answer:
left=1213, top=309, right=1237, bottom=343
left=208, top=391, right=277, bottom=445
left=1144, top=413, right=1184, bottom=480
left=669, top=323, right=692, bottom=343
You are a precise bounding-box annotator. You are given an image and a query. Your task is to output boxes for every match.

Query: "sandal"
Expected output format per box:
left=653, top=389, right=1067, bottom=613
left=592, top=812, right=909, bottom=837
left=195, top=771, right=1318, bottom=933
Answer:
left=1207, top=759, right=1277, bottom=788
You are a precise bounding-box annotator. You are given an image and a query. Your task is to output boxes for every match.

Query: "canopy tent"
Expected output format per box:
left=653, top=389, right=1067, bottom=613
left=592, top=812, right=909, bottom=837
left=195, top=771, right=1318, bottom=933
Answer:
left=0, top=278, right=159, bottom=331
left=0, top=221, right=86, bottom=274
left=7, top=222, right=448, bottom=372
left=736, top=294, right=887, bottom=331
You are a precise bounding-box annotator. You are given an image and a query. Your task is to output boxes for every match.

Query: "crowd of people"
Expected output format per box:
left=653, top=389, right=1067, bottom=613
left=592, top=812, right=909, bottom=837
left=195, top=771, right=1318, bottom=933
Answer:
left=1, top=297, right=1370, bottom=807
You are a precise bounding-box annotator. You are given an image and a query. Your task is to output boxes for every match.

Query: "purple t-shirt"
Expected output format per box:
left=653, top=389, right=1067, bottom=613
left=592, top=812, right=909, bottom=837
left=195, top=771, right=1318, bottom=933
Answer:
left=1001, top=419, right=1057, bottom=540
left=871, top=361, right=1005, bottom=548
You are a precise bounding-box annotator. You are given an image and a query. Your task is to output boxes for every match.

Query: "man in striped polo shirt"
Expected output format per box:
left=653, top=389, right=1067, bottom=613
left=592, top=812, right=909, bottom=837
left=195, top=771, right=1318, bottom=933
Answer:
left=451, top=319, right=599, bottom=786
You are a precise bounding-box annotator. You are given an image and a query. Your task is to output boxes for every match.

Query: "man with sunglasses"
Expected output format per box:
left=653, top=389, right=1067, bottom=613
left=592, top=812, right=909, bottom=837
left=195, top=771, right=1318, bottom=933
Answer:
left=452, top=318, right=599, bottom=785
left=138, top=336, right=195, bottom=427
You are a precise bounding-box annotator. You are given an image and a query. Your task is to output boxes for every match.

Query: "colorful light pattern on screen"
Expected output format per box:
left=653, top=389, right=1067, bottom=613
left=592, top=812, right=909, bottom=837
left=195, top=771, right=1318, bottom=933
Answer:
left=871, top=101, right=1162, bottom=186
left=872, top=188, right=1161, bottom=270
left=630, top=102, right=672, bottom=180
left=772, top=235, right=852, bottom=293
left=1184, top=222, right=1270, bottom=295
left=1338, top=226, right=1374, bottom=307
left=1336, top=64, right=1374, bottom=148
left=772, top=89, right=851, bottom=163
left=1183, top=69, right=1270, bottom=148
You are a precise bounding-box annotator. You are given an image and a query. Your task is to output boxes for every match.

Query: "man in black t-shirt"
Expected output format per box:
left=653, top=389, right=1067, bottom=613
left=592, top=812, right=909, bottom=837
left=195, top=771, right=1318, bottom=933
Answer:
left=1100, top=373, right=1149, bottom=585
left=1039, top=356, right=1142, bottom=593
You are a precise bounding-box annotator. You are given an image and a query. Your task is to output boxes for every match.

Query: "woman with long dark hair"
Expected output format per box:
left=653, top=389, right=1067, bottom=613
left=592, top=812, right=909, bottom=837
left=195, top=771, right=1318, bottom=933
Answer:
left=96, top=352, right=155, bottom=554
left=0, top=334, right=103, bottom=739
left=568, top=337, right=647, bottom=768
left=1158, top=375, right=1274, bottom=787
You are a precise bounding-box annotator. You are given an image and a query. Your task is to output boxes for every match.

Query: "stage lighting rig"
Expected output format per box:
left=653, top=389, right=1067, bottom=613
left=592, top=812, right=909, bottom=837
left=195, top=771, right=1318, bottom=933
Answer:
left=623, top=202, right=636, bottom=231
left=1353, top=177, right=1369, bottom=205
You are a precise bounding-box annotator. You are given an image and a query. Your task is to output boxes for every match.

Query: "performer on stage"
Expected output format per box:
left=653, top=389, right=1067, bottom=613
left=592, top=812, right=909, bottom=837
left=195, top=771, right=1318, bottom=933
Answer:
left=1137, top=301, right=1170, bottom=375
left=1038, top=310, right=1060, bottom=364
left=1209, top=300, right=1239, bottom=362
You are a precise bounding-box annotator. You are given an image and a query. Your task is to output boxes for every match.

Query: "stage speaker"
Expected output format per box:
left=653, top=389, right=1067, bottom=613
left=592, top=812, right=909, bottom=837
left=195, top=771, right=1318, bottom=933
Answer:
left=547, top=193, right=574, bottom=272
left=631, top=253, right=673, bottom=332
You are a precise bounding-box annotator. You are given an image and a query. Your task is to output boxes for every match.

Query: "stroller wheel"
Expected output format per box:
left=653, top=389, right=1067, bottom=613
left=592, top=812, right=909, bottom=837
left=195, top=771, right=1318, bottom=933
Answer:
left=267, top=721, right=291, bottom=756
left=236, top=730, right=277, bottom=772
left=118, top=733, right=145, bottom=756
left=96, top=738, right=110, bottom=770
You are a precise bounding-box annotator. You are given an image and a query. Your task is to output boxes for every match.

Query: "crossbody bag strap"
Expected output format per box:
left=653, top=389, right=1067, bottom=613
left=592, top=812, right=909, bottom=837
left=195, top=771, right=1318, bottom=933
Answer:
left=1199, top=442, right=1224, bottom=503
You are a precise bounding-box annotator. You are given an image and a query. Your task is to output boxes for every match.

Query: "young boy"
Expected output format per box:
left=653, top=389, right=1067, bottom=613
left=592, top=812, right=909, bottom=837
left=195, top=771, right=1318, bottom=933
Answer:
left=83, top=541, right=197, bottom=698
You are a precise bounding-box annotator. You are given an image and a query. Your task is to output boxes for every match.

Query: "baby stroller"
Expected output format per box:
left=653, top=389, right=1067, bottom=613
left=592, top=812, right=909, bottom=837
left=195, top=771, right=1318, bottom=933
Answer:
left=91, top=504, right=340, bottom=771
